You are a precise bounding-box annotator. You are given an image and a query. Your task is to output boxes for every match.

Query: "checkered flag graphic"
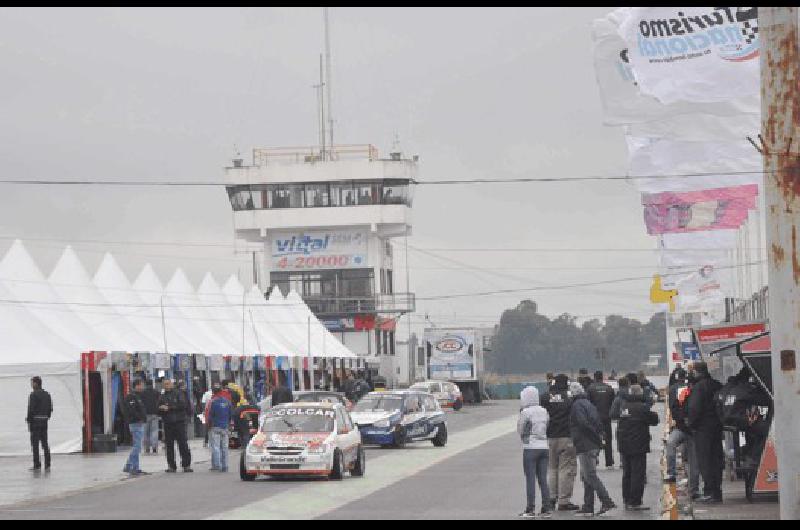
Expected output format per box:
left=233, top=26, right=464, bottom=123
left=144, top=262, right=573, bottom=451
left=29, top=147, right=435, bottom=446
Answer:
left=741, top=20, right=758, bottom=45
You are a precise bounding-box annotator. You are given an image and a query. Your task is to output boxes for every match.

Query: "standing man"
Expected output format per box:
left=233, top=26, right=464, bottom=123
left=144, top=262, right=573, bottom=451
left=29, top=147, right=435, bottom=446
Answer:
left=577, top=368, right=592, bottom=391
left=141, top=380, right=160, bottom=454
left=121, top=379, right=149, bottom=476
left=686, top=361, right=724, bottom=503
left=665, top=364, right=702, bottom=499
left=26, top=376, right=52, bottom=472
left=205, top=385, right=233, bottom=472
left=587, top=371, right=616, bottom=469
left=271, top=374, right=294, bottom=408
left=540, top=374, right=579, bottom=511
left=158, top=379, right=193, bottom=473
left=569, top=382, right=616, bottom=517
left=613, top=384, right=659, bottom=510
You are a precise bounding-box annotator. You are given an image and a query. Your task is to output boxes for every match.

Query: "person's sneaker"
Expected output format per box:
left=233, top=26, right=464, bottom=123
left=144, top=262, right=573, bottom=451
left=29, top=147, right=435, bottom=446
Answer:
left=575, top=507, right=594, bottom=517
left=518, top=510, right=536, bottom=519
left=29, top=466, right=41, bottom=472
left=183, top=467, right=193, bottom=473
left=538, top=509, right=553, bottom=519
left=558, top=502, right=580, bottom=511
left=596, top=501, right=617, bottom=516
left=165, top=468, right=177, bottom=473
left=697, top=496, right=722, bottom=504
left=628, top=504, right=650, bottom=511
left=606, top=465, right=615, bottom=470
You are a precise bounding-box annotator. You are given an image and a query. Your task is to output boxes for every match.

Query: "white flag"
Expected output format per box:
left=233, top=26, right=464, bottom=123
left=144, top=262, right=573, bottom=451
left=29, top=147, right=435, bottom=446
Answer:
left=592, top=9, right=759, bottom=125
left=618, top=7, right=760, bottom=105
left=627, top=137, right=763, bottom=193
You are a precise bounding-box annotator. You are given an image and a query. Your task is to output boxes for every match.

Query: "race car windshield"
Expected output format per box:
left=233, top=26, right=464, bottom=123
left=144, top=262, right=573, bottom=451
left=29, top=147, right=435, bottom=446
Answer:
left=353, top=396, right=404, bottom=413
left=260, top=409, right=335, bottom=433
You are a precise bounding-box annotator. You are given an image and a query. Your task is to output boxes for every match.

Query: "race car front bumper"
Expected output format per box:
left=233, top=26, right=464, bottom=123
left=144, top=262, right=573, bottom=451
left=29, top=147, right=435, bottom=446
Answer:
left=244, top=450, right=333, bottom=476
left=358, top=426, right=396, bottom=445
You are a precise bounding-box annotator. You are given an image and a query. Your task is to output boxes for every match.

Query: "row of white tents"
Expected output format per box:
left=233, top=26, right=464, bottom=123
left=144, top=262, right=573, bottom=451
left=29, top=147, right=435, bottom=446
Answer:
left=0, top=240, right=356, bottom=456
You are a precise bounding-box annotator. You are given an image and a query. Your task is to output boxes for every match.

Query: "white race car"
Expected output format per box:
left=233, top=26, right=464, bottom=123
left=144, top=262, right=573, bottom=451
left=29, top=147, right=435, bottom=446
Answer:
left=240, top=402, right=365, bottom=481
left=409, top=380, right=464, bottom=411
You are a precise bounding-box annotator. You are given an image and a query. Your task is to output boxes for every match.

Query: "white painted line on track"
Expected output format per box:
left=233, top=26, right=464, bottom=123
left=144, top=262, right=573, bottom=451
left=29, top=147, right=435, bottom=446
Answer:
left=208, top=413, right=518, bottom=520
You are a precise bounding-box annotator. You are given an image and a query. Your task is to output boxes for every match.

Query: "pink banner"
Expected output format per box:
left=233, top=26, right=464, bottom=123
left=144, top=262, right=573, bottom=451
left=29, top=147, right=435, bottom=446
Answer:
left=642, top=184, right=758, bottom=235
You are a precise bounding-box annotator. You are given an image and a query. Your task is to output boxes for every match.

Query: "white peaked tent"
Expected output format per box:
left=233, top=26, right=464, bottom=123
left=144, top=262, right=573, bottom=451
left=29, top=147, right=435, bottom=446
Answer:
left=0, top=240, right=107, bottom=351
left=0, top=280, right=84, bottom=456
left=0, top=241, right=357, bottom=455
left=49, top=247, right=161, bottom=353
left=133, top=264, right=204, bottom=354
left=93, top=253, right=168, bottom=351
left=164, top=269, right=238, bottom=355
left=221, top=275, right=294, bottom=357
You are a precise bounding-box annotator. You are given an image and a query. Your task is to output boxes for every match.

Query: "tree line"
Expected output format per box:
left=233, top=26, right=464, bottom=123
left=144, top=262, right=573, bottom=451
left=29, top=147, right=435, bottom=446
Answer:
left=486, top=300, right=666, bottom=375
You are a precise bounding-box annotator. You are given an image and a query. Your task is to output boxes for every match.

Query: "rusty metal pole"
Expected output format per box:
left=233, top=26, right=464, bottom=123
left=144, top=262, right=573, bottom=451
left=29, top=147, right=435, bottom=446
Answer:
left=761, top=6, right=800, bottom=520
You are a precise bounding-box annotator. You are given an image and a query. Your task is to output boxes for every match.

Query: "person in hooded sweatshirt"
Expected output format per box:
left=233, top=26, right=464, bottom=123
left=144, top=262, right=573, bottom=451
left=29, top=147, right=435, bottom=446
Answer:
left=686, top=361, right=724, bottom=503
left=517, top=386, right=552, bottom=519
left=540, top=374, right=579, bottom=511
left=569, top=382, right=616, bottom=517
left=612, top=384, right=659, bottom=511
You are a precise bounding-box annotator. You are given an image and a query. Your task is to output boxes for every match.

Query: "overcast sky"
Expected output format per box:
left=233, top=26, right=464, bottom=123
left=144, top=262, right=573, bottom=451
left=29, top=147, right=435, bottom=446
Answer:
left=0, top=7, right=659, bottom=334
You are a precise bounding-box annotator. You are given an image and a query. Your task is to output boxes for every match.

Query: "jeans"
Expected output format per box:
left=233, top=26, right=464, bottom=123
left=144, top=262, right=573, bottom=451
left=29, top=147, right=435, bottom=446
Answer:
left=29, top=420, right=50, bottom=469
left=666, top=428, right=700, bottom=495
left=144, top=415, right=160, bottom=451
left=547, top=437, right=577, bottom=505
left=209, top=427, right=230, bottom=471
left=523, top=449, right=550, bottom=511
left=125, top=423, right=145, bottom=472
left=578, top=449, right=612, bottom=510
left=621, top=452, right=647, bottom=506
left=601, top=419, right=614, bottom=467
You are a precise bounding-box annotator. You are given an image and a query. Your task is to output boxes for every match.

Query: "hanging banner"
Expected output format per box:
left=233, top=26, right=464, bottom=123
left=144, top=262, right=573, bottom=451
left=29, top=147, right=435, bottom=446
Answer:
left=592, top=10, right=759, bottom=125
left=627, top=137, right=762, bottom=194
left=270, top=229, right=368, bottom=271
left=618, top=7, right=760, bottom=105
left=208, top=355, right=224, bottom=372
left=643, top=184, right=758, bottom=234
left=153, top=353, right=171, bottom=370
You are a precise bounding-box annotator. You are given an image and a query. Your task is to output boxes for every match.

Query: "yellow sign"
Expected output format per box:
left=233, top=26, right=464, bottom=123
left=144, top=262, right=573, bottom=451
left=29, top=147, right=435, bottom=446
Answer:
left=650, top=274, right=678, bottom=312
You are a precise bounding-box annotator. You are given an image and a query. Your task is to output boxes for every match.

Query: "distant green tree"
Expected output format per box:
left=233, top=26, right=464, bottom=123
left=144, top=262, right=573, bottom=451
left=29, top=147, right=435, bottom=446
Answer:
left=486, top=300, right=667, bottom=375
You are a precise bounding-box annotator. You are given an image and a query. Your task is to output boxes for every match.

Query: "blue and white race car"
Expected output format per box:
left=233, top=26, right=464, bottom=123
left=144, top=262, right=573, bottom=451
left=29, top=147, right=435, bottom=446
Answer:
left=349, top=390, right=448, bottom=448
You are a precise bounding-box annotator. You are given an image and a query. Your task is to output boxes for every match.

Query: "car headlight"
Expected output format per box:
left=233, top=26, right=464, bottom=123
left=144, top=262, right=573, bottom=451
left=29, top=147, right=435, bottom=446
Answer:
left=373, top=419, right=392, bottom=428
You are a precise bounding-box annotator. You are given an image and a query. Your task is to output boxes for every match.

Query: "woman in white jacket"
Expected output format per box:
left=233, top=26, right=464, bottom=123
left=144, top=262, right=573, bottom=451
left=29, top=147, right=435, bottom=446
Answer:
left=517, top=386, right=552, bottom=518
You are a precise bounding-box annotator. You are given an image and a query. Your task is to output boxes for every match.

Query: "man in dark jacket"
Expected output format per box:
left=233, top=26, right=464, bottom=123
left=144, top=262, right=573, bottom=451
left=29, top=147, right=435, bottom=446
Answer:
left=158, top=379, right=193, bottom=473
left=665, top=366, right=701, bottom=498
left=577, top=368, right=592, bottom=391
left=569, top=382, right=616, bottom=516
left=613, top=385, right=659, bottom=510
left=587, top=371, right=616, bottom=469
left=26, top=376, right=52, bottom=471
left=686, top=361, right=724, bottom=503
left=540, top=374, right=579, bottom=511
left=121, top=379, right=149, bottom=476
left=141, top=380, right=160, bottom=454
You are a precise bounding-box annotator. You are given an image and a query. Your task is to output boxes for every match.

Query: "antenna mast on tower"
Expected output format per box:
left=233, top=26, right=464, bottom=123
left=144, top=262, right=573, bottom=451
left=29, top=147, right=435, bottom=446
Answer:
left=324, top=7, right=334, bottom=159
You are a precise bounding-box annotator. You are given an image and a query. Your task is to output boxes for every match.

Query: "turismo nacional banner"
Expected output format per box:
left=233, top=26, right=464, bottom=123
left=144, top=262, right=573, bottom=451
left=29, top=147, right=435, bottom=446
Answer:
left=642, top=184, right=758, bottom=235
left=618, top=7, right=760, bottom=105
left=592, top=10, right=759, bottom=126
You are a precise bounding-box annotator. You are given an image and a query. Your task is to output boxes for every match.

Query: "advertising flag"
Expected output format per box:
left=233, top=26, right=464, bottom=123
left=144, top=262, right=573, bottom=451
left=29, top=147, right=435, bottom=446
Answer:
left=592, top=9, right=759, bottom=125
left=618, top=7, right=760, bottom=104
left=642, top=184, right=758, bottom=234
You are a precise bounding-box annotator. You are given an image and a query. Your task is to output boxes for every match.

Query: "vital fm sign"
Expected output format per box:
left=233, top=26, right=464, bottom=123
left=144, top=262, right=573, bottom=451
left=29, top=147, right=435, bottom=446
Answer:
left=636, top=7, right=758, bottom=63
left=271, top=229, right=368, bottom=271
